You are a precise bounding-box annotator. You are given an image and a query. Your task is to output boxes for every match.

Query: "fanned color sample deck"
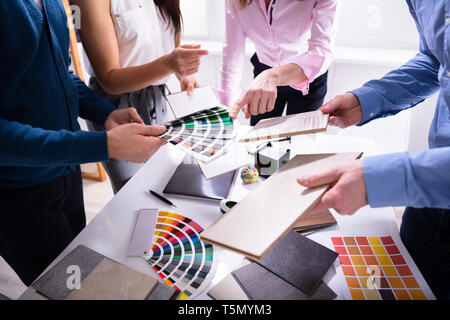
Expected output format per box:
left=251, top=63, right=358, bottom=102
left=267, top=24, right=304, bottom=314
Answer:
left=160, top=107, right=238, bottom=163
left=240, top=110, right=329, bottom=143
left=200, top=153, right=362, bottom=260
left=146, top=211, right=216, bottom=300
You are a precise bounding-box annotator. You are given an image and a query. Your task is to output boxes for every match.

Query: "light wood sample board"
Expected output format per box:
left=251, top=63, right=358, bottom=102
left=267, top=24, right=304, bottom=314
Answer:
left=240, top=111, right=329, bottom=143
left=200, top=153, right=362, bottom=260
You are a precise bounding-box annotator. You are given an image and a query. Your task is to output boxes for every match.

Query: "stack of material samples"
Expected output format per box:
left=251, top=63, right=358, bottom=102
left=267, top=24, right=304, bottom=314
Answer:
left=208, top=231, right=338, bottom=300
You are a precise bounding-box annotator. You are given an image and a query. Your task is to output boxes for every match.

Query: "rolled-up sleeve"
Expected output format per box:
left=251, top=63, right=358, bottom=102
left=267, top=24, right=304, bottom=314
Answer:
left=289, top=0, right=339, bottom=95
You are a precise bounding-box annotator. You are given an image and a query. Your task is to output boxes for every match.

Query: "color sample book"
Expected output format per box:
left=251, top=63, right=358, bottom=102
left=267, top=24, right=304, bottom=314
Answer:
left=200, top=153, right=362, bottom=260
left=257, top=231, right=338, bottom=295
left=159, top=106, right=238, bottom=163
left=240, top=110, right=329, bottom=143
left=332, top=236, right=434, bottom=300
left=146, top=211, right=216, bottom=300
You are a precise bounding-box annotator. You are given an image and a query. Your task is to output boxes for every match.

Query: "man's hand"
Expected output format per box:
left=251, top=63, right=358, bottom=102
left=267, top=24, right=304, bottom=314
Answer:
left=179, top=75, right=200, bottom=96
left=229, top=69, right=278, bottom=119
left=297, top=160, right=368, bottom=216
left=107, top=123, right=167, bottom=163
left=319, top=93, right=363, bottom=128
left=104, top=107, right=144, bottom=131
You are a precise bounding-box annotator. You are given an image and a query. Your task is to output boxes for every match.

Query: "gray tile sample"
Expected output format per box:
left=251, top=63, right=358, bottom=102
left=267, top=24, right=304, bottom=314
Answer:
left=256, top=231, right=338, bottom=295
left=232, top=262, right=336, bottom=300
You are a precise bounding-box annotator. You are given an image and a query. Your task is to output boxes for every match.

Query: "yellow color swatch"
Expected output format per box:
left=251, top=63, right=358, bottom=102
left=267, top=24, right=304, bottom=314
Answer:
left=349, top=289, right=365, bottom=300
left=377, top=255, right=393, bottom=266
left=388, top=277, right=405, bottom=289
left=382, top=266, right=398, bottom=277
left=372, top=246, right=387, bottom=255
left=409, top=289, right=427, bottom=300
left=354, top=266, right=370, bottom=276
left=350, top=256, right=365, bottom=265
left=368, top=237, right=382, bottom=245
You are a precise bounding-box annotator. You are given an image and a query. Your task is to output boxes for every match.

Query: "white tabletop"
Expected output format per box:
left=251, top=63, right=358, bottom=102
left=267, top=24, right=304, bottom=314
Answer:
left=19, top=134, right=403, bottom=300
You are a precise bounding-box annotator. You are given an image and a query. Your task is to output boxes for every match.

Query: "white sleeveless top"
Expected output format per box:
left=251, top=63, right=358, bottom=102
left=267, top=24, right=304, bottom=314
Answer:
left=108, top=0, right=175, bottom=85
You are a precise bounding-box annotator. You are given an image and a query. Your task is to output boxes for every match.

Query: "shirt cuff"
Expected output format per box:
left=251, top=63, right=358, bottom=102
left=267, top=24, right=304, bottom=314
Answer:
left=350, top=86, right=384, bottom=126
left=363, top=153, right=408, bottom=208
left=288, top=54, right=325, bottom=95
left=90, top=100, right=116, bottom=127
left=216, top=88, right=232, bottom=107
left=73, top=130, right=110, bottom=163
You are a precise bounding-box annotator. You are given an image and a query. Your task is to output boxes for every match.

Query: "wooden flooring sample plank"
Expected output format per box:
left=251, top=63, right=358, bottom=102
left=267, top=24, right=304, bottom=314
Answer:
left=239, top=111, right=329, bottom=143
left=293, top=209, right=337, bottom=232
left=256, top=231, right=338, bottom=295
left=232, top=262, right=336, bottom=300
left=200, top=153, right=362, bottom=260
left=66, top=258, right=158, bottom=300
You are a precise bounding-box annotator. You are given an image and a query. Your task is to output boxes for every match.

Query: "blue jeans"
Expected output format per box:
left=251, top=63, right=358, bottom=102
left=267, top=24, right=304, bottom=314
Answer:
left=400, top=207, right=450, bottom=299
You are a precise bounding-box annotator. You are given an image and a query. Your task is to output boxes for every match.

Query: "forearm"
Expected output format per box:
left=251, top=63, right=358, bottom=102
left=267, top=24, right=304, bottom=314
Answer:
left=364, top=147, right=450, bottom=209
left=96, top=55, right=173, bottom=95
left=71, top=72, right=115, bottom=126
left=0, top=118, right=109, bottom=167
left=265, top=63, right=308, bottom=87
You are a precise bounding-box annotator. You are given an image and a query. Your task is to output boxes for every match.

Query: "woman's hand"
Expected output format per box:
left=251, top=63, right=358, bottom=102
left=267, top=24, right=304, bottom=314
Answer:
left=229, top=69, right=278, bottom=119
left=166, top=44, right=208, bottom=78
left=229, top=63, right=307, bottom=119
left=179, top=75, right=200, bottom=96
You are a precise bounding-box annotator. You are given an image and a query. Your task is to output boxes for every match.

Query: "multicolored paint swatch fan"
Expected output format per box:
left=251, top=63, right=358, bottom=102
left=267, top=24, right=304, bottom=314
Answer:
left=159, top=106, right=238, bottom=163
left=331, top=236, right=434, bottom=300
left=146, top=211, right=216, bottom=300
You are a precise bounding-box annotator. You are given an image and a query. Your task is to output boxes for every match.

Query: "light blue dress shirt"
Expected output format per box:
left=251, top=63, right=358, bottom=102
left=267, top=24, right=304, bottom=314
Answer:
left=351, top=0, right=450, bottom=209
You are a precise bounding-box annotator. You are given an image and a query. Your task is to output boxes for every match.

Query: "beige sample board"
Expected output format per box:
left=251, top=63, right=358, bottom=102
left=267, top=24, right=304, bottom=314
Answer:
left=200, top=153, right=362, bottom=260
left=208, top=273, right=250, bottom=300
left=240, top=111, right=329, bottom=143
left=66, top=258, right=158, bottom=300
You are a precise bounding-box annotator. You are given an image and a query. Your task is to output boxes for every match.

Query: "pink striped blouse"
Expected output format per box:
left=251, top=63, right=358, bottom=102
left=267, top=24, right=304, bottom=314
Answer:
left=219, top=0, right=339, bottom=106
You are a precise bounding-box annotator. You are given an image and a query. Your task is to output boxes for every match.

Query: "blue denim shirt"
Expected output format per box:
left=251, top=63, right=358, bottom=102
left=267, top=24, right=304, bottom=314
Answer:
left=352, top=0, right=450, bottom=209
left=0, top=0, right=115, bottom=187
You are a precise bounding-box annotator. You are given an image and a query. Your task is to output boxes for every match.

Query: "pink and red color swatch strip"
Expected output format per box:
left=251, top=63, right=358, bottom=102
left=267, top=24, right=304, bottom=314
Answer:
left=332, top=236, right=427, bottom=300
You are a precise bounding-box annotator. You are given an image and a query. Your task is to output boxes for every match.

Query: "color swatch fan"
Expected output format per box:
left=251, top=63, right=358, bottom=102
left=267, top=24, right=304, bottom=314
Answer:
left=159, top=106, right=238, bottom=163
left=146, top=211, right=216, bottom=300
left=331, top=235, right=435, bottom=300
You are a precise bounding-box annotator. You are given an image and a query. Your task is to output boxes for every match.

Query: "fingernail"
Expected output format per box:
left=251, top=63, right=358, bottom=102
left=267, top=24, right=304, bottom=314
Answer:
left=298, top=177, right=309, bottom=185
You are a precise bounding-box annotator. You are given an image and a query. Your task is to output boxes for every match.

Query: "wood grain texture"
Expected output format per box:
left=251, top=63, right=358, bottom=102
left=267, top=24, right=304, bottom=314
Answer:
left=200, top=153, right=362, bottom=260
left=66, top=258, right=158, bottom=300
left=293, top=209, right=337, bottom=231
left=239, top=111, right=329, bottom=143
